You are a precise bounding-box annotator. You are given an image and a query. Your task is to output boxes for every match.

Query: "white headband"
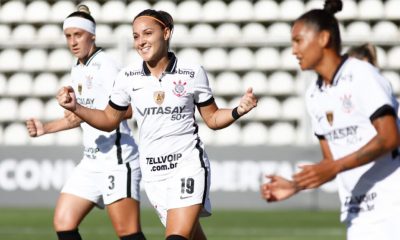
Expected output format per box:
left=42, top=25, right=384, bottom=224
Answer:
left=63, top=17, right=96, bottom=35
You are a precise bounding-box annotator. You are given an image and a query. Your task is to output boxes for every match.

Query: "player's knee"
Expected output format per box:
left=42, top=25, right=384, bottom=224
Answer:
left=120, top=231, right=146, bottom=240
left=56, top=229, right=82, bottom=240
left=165, top=234, right=188, bottom=240
left=53, top=214, right=78, bottom=231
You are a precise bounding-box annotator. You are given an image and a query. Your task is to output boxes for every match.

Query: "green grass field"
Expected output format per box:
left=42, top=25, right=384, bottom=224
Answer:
left=0, top=208, right=345, bottom=240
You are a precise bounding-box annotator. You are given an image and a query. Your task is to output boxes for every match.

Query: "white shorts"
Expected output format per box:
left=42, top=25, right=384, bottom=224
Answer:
left=61, top=160, right=141, bottom=209
left=144, top=164, right=211, bottom=226
left=346, top=214, right=400, bottom=240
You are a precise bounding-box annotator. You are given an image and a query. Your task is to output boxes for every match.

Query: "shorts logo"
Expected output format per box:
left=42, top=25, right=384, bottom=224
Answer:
left=154, top=91, right=165, bottom=105
left=180, top=195, right=192, bottom=200
left=172, top=80, right=187, bottom=97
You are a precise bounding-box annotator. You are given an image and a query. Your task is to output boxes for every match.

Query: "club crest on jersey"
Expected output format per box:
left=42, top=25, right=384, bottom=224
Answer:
left=86, top=75, right=93, bottom=89
left=326, top=111, right=334, bottom=126
left=341, top=94, right=354, bottom=113
left=172, top=80, right=187, bottom=97
left=77, top=83, right=82, bottom=95
left=154, top=91, right=165, bottom=105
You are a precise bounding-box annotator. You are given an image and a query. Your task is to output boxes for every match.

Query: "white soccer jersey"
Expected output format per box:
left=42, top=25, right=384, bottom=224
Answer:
left=305, top=56, right=400, bottom=225
left=70, top=48, right=139, bottom=169
left=110, top=52, right=212, bottom=181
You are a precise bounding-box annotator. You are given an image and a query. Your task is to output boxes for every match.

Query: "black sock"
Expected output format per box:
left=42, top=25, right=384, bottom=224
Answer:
left=165, top=235, right=188, bottom=240
left=56, top=229, right=82, bottom=240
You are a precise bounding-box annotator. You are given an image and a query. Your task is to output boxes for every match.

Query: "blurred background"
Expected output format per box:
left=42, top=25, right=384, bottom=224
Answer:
left=0, top=0, right=399, bottom=239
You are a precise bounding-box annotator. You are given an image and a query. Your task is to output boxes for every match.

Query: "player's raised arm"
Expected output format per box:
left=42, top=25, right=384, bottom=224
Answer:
left=57, top=86, right=126, bottom=132
left=198, top=87, right=257, bottom=130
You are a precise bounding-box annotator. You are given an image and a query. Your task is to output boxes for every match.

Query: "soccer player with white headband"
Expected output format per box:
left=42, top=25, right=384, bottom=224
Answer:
left=26, top=5, right=146, bottom=240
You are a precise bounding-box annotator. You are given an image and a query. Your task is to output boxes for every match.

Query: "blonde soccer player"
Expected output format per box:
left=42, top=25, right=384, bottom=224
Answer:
left=26, top=5, right=145, bottom=240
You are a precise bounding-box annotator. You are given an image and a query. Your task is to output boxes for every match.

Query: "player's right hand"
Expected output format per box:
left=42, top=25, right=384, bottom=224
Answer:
left=57, top=86, right=77, bottom=111
left=25, top=118, right=44, bottom=137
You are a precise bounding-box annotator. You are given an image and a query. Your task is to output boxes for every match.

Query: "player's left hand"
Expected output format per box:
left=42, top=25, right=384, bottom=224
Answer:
left=237, top=87, right=258, bottom=116
left=260, top=175, right=298, bottom=202
left=293, top=161, right=339, bottom=189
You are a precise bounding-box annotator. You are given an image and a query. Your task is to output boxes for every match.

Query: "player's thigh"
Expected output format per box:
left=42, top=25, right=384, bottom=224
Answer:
left=61, top=162, right=104, bottom=208
left=165, top=204, right=203, bottom=238
left=144, top=164, right=211, bottom=228
left=54, top=193, right=95, bottom=231
left=144, top=179, right=169, bottom=226
left=165, top=166, right=210, bottom=237
left=106, top=198, right=142, bottom=235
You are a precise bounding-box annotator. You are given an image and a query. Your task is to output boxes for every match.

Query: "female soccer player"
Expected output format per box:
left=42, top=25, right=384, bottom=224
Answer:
left=26, top=5, right=145, bottom=240
left=260, top=1, right=400, bottom=239
left=57, top=9, right=257, bottom=240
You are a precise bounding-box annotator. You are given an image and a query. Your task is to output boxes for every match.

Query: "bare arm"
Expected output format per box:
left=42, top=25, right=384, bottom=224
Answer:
left=199, top=87, right=257, bottom=130
left=294, top=114, right=399, bottom=189
left=57, top=86, right=126, bottom=132
left=319, top=138, right=334, bottom=162
left=26, top=116, right=79, bottom=137
left=336, top=114, right=399, bottom=170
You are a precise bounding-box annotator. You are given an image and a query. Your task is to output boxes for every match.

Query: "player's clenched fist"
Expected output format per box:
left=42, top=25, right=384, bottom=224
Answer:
left=57, top=86, right=77, bottom=111
left=25, top=118, right=44, bottom=137
left=237, top=87, right=258, bottom=116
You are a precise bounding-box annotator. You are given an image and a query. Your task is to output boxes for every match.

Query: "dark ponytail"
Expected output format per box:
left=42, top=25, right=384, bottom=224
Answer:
left=323, top=0, right=343, bottom=15
left=295, top=0, right=342, bottom=55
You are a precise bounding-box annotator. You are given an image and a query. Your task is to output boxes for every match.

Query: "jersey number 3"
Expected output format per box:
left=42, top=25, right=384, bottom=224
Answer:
left=108, top=175, right=115, bottom=190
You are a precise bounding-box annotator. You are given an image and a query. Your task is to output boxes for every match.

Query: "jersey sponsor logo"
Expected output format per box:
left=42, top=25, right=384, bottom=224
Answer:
left=146, top=153, right=181, bottom=172
left=339, top=73, right=353, bottom=83
left=345, top=192, right=377, bottom=213
left=77, top=97, right=95, bottom=108
left=341, top=94, right=354, bottom=113
left=172, top=80, right=187, bottom=97
left=124, top=70, right=142, bottom=77
left=84, top=147, right=100, bottom=159
left=146, top=153, right=182, bottom=165
left=325, top=125, right=358, bottom=142
left=136, top=106, right=186, bottom=116
left=176, top=68, right=195, bottom=78
left=92, top=62, right=101, bottom=70
left=154, top=91, right=165, bottom=105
